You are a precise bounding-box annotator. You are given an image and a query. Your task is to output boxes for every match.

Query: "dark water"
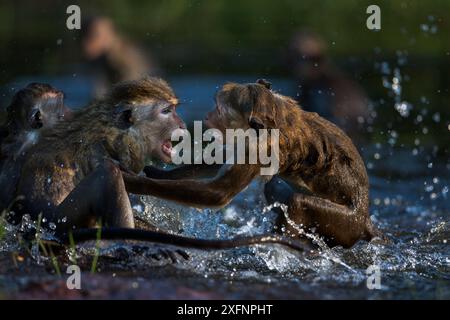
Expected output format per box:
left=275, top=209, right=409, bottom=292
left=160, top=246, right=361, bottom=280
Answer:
left=128, top=147, right=449, bottom=299
left=0, top=75, right=448, bottom=299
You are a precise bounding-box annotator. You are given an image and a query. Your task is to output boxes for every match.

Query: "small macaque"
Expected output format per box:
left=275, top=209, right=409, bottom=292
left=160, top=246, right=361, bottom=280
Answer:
left=124, top=79, right=381, bottom=248
left=0, top=83, right=73, bottom=210
left=9, top=77, right=182, bottom=232
left=1, top=83, right=72, bottom=161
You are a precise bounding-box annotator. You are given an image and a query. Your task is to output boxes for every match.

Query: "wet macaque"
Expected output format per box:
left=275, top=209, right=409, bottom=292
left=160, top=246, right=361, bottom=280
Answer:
left=0, top=83, right=73, bottom=210
left=7, top=78, right=182, bottom=233
left=0, top=83, right=72, bottom=160
left=4, top=78, right=307, bottom=253
left=124, top=80, right=380, bottom=248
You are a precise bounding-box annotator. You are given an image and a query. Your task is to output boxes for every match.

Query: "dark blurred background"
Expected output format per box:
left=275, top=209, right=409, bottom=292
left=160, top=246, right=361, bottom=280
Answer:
left=0, top=0, right=448, bottom=155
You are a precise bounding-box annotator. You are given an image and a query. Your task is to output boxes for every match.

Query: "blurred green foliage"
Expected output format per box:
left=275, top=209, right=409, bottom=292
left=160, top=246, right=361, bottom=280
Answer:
left=0, top=0, right=448, bottom=77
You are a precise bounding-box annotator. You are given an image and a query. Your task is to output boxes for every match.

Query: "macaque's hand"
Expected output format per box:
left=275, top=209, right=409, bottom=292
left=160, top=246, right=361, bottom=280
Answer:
left=143, top=165, right=166, bottom=179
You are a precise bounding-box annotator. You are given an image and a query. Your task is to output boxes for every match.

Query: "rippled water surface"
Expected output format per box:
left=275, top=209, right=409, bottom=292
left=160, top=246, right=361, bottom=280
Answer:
left=1, top=145, right=447, bottom=299
left=132, top=150, right=449, bottom=299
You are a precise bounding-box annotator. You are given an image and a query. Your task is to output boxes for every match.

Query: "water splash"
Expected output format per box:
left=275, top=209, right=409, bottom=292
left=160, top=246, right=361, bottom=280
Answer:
left=380, top=62, right=413, bottom=118
left=263, top=202, right=357, bottom=273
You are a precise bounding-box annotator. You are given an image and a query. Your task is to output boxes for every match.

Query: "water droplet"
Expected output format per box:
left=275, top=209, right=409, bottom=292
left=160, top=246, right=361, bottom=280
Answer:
left=420, top=24, right=429, bottom=32
left=432, top=113, right=440, bottom=122
left=394, top=101, right=412, bottom=117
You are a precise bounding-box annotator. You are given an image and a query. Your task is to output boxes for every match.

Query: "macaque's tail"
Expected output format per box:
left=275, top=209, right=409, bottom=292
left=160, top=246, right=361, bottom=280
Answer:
left=63, top=227, right=313, bottom=253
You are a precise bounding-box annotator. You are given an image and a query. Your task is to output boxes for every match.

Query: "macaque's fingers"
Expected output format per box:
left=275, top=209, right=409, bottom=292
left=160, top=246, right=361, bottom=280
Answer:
left=166, top=249, right=179, bottom=263
left=175, top=249, right=190, bottom=260
left=157, top=248, right=170, bottom=260
left=150, top=253, right=161, bottom=261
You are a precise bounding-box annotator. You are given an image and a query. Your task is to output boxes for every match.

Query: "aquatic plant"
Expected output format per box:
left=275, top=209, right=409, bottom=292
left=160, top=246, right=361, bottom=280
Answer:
left=90, top=222, right=102, bottom=274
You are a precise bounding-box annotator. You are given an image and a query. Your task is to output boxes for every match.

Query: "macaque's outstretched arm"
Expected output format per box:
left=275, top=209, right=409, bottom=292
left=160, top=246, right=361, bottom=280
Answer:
left=124, top=164, right=260, bottom=208
left=143, top=163, right=223, bottom=180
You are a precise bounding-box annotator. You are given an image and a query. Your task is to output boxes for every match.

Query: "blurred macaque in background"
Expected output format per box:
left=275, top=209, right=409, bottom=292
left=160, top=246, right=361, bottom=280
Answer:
left=289, top=31, right=369, bottom=139
left=81, top=16, right=160, bottom=97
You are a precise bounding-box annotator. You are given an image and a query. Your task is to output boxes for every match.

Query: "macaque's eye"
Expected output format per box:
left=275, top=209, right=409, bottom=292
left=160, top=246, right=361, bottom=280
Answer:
left=161, top=106, right=173, bottom=114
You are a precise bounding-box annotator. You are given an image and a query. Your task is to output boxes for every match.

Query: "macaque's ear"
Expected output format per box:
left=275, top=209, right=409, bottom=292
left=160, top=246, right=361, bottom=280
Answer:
left=248, top=116, right=265, bottom=131
left=256, top=79, right=272, bottom=90
left=115, top=105, right=134, bottom=129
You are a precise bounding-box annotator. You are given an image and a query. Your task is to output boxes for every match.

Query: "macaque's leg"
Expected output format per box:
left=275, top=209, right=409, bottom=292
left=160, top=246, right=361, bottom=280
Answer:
left=54, top=161, right=135, bottom=234
left=285, top=193, right=368, bottom=247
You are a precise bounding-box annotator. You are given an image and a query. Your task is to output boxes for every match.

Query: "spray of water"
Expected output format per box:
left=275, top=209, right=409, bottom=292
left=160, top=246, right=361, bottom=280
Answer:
left=263, top=202, right=357, bottom=273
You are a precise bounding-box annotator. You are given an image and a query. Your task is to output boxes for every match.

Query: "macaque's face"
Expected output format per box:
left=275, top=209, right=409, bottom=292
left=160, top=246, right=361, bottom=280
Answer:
left=9, top=85, right=70, bottom=132
left=35, top=91, right=72, bottom=129
left=204, top=88, right=248, bottom=134
left=129, top=98, right=185, bottom=163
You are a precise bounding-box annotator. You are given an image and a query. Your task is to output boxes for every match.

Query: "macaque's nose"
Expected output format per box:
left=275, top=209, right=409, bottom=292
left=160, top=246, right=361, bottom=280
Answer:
left=173, top=111, right=186, bottom=129
left=178, top=117, right=186, bottom=129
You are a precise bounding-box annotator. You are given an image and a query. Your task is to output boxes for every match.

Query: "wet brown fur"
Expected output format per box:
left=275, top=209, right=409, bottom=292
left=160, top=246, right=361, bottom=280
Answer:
left=125, top=80, right=379, bottom=248
left=221, top=82, right=376, bottom=246
left=0, top=83, right=71, bottom=211
left=11, top=77, right=180, bottom=231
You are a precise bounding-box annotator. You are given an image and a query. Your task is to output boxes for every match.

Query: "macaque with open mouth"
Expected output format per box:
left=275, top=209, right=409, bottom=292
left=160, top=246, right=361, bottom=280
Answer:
left=3, top=78, right=307, bottom=253
left=125, top=79, right=381, bottom=248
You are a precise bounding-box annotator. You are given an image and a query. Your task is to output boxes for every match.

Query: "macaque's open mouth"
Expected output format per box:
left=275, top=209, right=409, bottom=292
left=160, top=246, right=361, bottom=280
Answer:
left=161, top=140, right=173, bottom=158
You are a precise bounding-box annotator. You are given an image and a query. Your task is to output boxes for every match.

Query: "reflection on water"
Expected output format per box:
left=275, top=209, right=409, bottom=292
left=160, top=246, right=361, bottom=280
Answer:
left=0, top=75, right=448, bottom=299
